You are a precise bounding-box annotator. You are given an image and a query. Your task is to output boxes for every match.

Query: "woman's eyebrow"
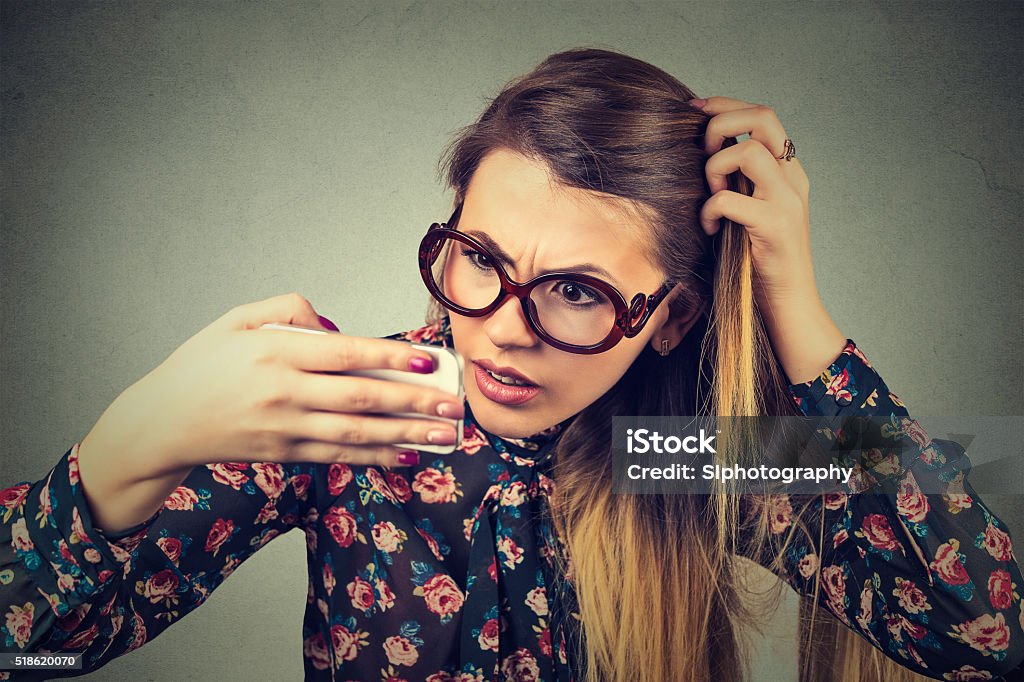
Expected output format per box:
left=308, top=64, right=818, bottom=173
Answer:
left=462, top=229, right=622, bottom=288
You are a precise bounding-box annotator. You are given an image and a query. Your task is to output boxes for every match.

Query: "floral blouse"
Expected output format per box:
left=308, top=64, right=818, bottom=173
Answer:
left=1, top=317, right=1022, bottom=681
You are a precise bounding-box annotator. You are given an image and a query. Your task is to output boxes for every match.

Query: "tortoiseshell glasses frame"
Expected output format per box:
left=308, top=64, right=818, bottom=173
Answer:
left=417, top=201, right=680, bottom=355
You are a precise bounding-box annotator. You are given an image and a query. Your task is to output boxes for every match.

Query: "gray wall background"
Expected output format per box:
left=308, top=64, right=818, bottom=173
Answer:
left=2, top=1, right=1021, bottom=680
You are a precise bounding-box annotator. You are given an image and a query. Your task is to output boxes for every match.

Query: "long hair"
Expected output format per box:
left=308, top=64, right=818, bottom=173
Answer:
left=429, top=46, right=925, bottom=682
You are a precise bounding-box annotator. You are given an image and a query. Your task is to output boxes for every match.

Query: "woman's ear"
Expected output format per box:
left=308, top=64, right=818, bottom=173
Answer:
left=649, top=299, right=705, bottom=354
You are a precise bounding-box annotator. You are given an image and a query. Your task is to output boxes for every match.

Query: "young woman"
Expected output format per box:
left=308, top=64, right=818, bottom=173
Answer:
left=1, top=48, right=1022, bottom=682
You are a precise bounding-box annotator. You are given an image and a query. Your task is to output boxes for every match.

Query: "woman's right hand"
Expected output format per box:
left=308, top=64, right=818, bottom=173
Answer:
left=82, top=292, right=464, bottom=477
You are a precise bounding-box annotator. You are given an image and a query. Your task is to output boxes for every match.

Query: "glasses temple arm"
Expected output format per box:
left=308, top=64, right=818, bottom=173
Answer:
left=622, top=280, right=679, bottom=337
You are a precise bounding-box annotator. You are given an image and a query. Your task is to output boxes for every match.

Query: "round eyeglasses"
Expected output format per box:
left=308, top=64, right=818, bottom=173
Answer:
left=418, top=202, right=680, bottom=355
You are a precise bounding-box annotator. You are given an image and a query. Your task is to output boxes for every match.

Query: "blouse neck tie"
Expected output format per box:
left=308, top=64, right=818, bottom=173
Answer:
left=457, top=398, right=584, bottom=681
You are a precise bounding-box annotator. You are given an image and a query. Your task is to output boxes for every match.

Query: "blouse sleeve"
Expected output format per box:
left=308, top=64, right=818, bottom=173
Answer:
left=751, top=339, right=1024, bottom=680
left=0, top=442, right=316, bottom=679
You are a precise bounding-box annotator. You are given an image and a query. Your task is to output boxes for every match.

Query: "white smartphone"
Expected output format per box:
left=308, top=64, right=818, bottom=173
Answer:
left=259, top=322, right=464, bottom=454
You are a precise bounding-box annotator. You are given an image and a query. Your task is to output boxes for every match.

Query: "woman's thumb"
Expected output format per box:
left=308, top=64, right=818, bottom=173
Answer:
left=218, top=292, right=338, bottom=332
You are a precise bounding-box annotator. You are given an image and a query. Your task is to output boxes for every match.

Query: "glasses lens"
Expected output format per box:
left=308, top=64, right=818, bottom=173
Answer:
left=437, top=235, right=503, bottom=309
left=426, top=234, right=618, bottom=347
left=527, top=279, right=617, bottom=347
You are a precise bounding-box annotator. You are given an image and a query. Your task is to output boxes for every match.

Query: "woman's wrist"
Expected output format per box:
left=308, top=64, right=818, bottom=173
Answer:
left=759, top=292, right=848, bottom=385
left=77, top=429, right=189, bottom=537
left=76, top=384, right=195, bottom=535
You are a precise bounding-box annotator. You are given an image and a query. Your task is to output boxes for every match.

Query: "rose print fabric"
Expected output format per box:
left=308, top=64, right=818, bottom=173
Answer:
left=1, top=316, right=1022, bottom=681
left=761, top=344, right=1024, bottom=680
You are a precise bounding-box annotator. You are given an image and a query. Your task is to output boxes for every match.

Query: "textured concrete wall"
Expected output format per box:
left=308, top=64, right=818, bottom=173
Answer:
left=2, top=2, right=1021, bottom=679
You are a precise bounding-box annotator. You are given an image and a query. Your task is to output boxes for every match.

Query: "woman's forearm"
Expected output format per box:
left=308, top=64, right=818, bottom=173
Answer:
left=759, top=293, right=848, bottom=385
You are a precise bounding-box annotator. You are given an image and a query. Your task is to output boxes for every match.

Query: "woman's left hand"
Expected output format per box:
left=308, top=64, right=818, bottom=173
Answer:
left=689, top=95, right=849, bottom=385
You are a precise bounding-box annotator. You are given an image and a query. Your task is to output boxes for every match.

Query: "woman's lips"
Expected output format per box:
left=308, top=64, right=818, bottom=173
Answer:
left=474, top=358, right=537, bottom=386
left=473, top=363, right=542, bottom=405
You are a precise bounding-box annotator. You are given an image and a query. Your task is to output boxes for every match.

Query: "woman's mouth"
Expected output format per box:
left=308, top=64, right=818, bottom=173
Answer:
left=473, top=361, right=542, bottom=405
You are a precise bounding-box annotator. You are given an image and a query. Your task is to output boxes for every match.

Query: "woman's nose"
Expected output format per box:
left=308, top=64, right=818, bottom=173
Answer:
left=482, top=294, right=538, bottom=349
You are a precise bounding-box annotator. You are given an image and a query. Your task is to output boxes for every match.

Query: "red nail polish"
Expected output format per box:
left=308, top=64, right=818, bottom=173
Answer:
left=317, top=315, right=340, bottom=332
left=409, top=356, right=434, bottom=373
left=397, top=449, right=420, bottom=465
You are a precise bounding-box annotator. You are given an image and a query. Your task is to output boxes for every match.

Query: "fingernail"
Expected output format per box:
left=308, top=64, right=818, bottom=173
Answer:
left=409, top=356, right=435, bottom=373
left=688, top=98, right=707, bottom=108
left=317, top=315, right=339, bottom=332
left=436, top=401, right=464, bottom=418
left=427, top=428, right=456, bottom=445
left=396, top=449, right=419, bottom=465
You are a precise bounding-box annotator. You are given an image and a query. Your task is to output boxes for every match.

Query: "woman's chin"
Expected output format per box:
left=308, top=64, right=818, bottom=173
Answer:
left=467, top=391, right=548, bottom=439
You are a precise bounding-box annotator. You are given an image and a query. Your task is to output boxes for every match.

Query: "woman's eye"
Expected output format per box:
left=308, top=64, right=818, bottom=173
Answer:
left=463, top=249, right=494, bottom=270
left=556, top=281, right=602, bottom=306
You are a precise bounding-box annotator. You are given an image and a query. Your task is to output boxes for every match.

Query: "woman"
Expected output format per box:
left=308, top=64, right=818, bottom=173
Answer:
left=1, top=47, right=1021, bottom=681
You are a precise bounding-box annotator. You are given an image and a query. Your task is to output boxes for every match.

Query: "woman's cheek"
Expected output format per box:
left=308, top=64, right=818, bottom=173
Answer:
left=563, top=360, right=619, bottom=406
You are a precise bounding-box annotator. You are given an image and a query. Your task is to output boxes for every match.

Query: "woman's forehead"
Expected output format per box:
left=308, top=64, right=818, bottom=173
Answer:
left=461, top=149, right=658, bottom=259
